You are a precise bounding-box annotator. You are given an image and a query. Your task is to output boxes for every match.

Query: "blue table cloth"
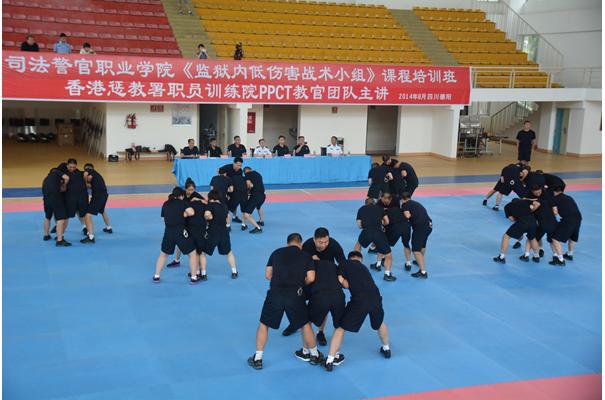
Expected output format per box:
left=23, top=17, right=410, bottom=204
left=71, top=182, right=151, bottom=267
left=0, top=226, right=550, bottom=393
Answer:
left=173, top=155, right=372, bottom=186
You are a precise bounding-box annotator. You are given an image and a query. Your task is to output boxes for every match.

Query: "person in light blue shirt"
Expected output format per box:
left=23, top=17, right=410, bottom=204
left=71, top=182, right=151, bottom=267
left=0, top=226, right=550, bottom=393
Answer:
left=53, top=33, right=72, bottom=54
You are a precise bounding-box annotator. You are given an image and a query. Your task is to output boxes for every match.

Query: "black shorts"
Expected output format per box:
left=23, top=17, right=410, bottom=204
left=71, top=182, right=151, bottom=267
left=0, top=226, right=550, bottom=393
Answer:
left=187, top=225, right=207, bottom=254
left=308, top=290, right=345, bottom=328
left=506, top=216, right=537, bottom=240
left=243, top=193, right=266, bottom=214
left=43, top=194, right=67, bottom=220
left=552, top=219, right=581, bottom=243
left=67, top=194, right=89, bottom=218
left=260, top=289, right=309, bottom=330
left=227, top=192, right=245, bottom=213
left=494, top=179, right=515, bottom=196
left=161, top=226, right=195, bottom=255
left=87, top=193, right=108, bottom=215
left=358, top=227, right=391, bottom=254
left=339, top=294, right=384, bottom=333
left=386, top=224, right=410, bottom=247
left=411, top=224, right=432, bottom=252
left=518, top=147, right=532, bottom=162
left=203, top=231, right=231, bottom=255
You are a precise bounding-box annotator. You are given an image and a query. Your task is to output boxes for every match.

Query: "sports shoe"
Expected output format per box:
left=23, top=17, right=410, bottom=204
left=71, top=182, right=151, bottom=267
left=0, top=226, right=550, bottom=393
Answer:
left=383, top=273, right=397, bottom=281
left=380, top=347, right=391, bottom=359
left=241, top=224, right=248, bottom=231
left=56, top=239, right=72, bottom=247
left=539, top=249, right=545, bottom=258
left=370, top=263, right=381, bottom=271
left=43, top=235, right=51, bottom=241
left=411, top=271, right=428, bottom=279
left=80, top=236, right=95, bottom=244
left=294, top=349, right=311, bottom=362
left=323, top=360, right=334, bottom=372
left=103, top=227, right=113, bottom=234
left=82, top=227, right=88, bottom=236
left=249, top=227, right=263, bottom=234
left=227, top=226, right=231, bottom=233
left=368, top=247, right=378, bottom=254
left=412, top=260, right=418, bottom=266
left=247, top=355, right=262, bottom=370
left=309, top=351, right=324, bottom=366
left=152, top=275, right=160, bottom=283
left=258, top=221, right=265, bottom=226
left=333, top=353, right=345, bottom=366
left=519, top=255, right=529, bottom=262
left=167, top=260, right=180, bottom=268
left=404, top=263, right=412, bottom=271
left=512, top=241, right=521, bottom=249
left=231, top=272, right=239, bottom=279
left=492, top=205, right=499, bottom=211
left=493, top=255, right=506, bottom=264
left=50, top=226, right=57, bottom=234
left=563, top=253, right=573, bottom=261
left=190, top=277, right=200, bottom=285
left=532, top=256, right=540, bottom=263
left=316, top=331, right=327, bottom=346
left=232, top=216, right=242, bottom=223
left=282, top=325, right=297, bottom=336
left=549, top=258, right=566, bottom=266
left=482, top=199, right=487, bottom=206
left=200, top=274, right=208, bottom=281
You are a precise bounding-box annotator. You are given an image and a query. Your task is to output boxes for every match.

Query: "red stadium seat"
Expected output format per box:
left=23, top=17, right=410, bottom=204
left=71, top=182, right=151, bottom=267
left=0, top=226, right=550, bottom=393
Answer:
left=142, top=48, right=155, bottom=54
left=13, top=13, right=26, bottom=19
left=130, top=47, right=142, bottom=54
left=102, top=46, right=116, bottom=52
left=116, top=47, right=129, bottom=53
left=14, top=27, right=28, bottom=34
left=3, top=26, right=14, bottom=32
left=28, top=15, right=41, bottom=21
left=30, top=29, right=42, bottom=35
left=150, top=36, right=162, bottom=41
left=155, top=48, right=168, bottom=55
left=72, top=32, right=85, bottom=38
left=41, top=16, right=55, bottom=22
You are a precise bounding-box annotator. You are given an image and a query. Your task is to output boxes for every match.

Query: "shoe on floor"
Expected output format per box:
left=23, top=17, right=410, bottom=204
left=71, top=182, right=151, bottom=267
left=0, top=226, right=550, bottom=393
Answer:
left=323, top=360, right=334, bottom=372
left=519, top=255, right=529, bottom=262
left=103, top=227, right=113, bottom=234
left=370, top=263, right=381, bottom=271
left=532, top=256, right=540, bottom=263
left=167, top=260, right=181, bottom=268
left=82, top=227, right=88, bottom=236
left=316, top=331, right=327, bottom=346
left=247, top=355, right=262, bottom=370
left=492, top=206, right=499, bottom=211
left=309, top=351, right=324, bottom=366
left=512, top=241, right=521, bottom=249
left=249, top=227, right=263, bottom=234
left=43, top=235, right=51, bottom=241
left=563, top=253, right=574, bottom=261
left=333, top=353, right=345, bottom=366
left=152, top=275, right=160, bottom=283
left=232, top=216, right=242, bottom=223
left=367, top=247, right=378, bottom=254
left=412, top=260, right=418, bottom=266
left=227, top=226, right=231, bottom=232
left=493, top=255, right=505, bottom=264
left=80, top=236, right=95, bottom=244
left=482, top=199, right=487, bottom=206
left=383, top=273, right=397, bottom=281
left=200, top=274, right=208, bottom=281
left=549, top=258, right=566, bottom=267
left=294, top=349, right=311, bottom=362
left=411, top=271, right=428, bottom=279
left=380, top=347, right=391, bottom=359
left=539, top=249, right=545, bottom=258
left=231, top=272, right=239, bottom=279
left=55, top=239, right=72, bottom=247
left=404, top=263, right=412, bottom=271
left=258, top=221, right=264, bottom=226
left=241, top=224, right=248, bottom=231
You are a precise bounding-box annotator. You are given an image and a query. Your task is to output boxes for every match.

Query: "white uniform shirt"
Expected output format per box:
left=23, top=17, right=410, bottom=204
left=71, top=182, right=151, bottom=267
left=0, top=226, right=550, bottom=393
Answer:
left=326, top=144, right=343, bottom=156
left=254, top=146, right=272, bottom=157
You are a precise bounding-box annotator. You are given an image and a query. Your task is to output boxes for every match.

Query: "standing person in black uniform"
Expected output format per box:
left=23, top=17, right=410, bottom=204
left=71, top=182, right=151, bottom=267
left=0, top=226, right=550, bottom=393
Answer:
left=542, top=171, right=566, bottom=193
left=166, top=178, right=205, bottom=268
left=248, top=233, right=320, bottom=370
left=223, top=157, right=247, bottom=230
left=549, top=186, right=582, bottom=266
left=516, top=121, right=536, bottom=165
left=80, top=163, right=112, bottom=244
left=354, top=198, right=395, bottom=281
left=207, top=138, right=222, bottom=157
left=294, top=136, right=310, bottom=156
left=209, top=167, right=233, bottom=229
left=184, top=183, right=209, bottom=281
left=181, top=139, right=200, bottom=158
left=401, top=193, right=432, bottom=278
left=511, top=167, right=544, bottom=249
left=203, top=190, right=238, bottom=278
left=227, top=136, right=247, bottom=157
left=380, top=193, right=413, bottom=270
left=243, top=166, right=265, bottom=234
left=322, top=251, right=391, bottom=372
left=367, top=162, right=390, bottom=201
left=273, top=135, right=290, bottom=157
left=42, top=167, right=71, bottom=246
left=483, top=163, right=524, bottom=211
left=398, top=161, right=419, bottom=197
left=520, top=185, right=557, bottom=260
left=153, top=187, right=199, bottom=284
left=493, top=198, right=541, bottom=264
left=60, top=159, right=89, bottom=236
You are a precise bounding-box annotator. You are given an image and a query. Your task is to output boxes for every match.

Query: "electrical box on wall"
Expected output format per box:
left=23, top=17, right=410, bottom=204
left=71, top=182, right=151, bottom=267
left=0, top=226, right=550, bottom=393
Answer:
left=331, top=107, right=338, bottom=114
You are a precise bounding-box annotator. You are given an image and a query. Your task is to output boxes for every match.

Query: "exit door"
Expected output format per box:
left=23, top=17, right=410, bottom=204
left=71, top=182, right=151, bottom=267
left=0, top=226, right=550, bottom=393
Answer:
left=552, top=108, right=569, bottom=155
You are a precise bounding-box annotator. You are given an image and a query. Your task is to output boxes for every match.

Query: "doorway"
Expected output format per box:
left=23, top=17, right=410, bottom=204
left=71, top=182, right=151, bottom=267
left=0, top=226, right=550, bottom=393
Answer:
left=199, top=104, right=219, bottom=154
left=553, top=108, right=569, bottom=154
left=366, top=105, right=398, bottom=155
left=262, top=105, right=299, bottom=148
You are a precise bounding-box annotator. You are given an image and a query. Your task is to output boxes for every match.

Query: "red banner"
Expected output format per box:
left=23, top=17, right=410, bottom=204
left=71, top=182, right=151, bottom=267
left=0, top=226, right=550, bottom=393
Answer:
left=2, top=51, right=470, bottom=105
left=247, top=111, right=256, bottom=134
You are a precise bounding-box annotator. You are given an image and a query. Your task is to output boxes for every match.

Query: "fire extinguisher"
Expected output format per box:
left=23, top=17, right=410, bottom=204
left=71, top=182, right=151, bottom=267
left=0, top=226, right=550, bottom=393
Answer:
left=126, top=113, right=137, bottom=129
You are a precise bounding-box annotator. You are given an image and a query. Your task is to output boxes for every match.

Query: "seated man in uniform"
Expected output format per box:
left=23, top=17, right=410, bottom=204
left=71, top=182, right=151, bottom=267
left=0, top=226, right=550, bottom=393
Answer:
left=326, top=136, right=343, bottom=156
left=294, top=136, right=310, bottom=156
left=253, top=138, right=272, bottom=157
left=493, top=198, right=541, bottom=264
left=248, top=233, right=321, bottom=370
left=354, top=198, right=395, bottom=281
left=323, top=251, right=391, bottom=372
left=227, top=136, right=247, bottom=157
left=180, top=138, right=200, bottom=158
left=401, top=193, right=432, bottom=279
left=207, top=138, right=222, bottom=157
left=549, top=186, right=582, bottom=266
left=273, top=135, right=290, bottom=157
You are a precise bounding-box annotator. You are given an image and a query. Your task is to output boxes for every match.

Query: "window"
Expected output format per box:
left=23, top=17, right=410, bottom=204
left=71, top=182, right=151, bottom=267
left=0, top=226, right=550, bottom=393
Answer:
left=521, top=35, right=539, bottom=62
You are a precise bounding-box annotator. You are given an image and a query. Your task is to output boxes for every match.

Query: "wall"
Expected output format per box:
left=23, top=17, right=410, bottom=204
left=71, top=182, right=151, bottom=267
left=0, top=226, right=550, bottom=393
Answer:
left=366, top=106, right=398, bottom=153
left=431, top=107, right=460, bottom=158
left=298, top=105, right=368, bottom=154
left=105, top=103, right=198, bottom=155
left=260, top=105, right=299, bottom=148
left=396, top=106, right=433, bottom=154
left=563, top=101, right=602, bottom=155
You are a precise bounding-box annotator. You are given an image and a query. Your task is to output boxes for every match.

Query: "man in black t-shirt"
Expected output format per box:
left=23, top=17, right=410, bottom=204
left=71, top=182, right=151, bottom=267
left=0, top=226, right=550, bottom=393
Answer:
left=273, top=135, right=290, bottom=156
left=227, top=136, right=247, bottom=157
left=483, top=163, right=525, bottom=211
left=294, top=136, right=310, bottom=156
left=209, top=167, right=233, bottom=207
left=21, top=35, right=39, bottom=52
left=243, top=166, right=265, bottom=234
left=62, top=159, right=89, bottom=237
left=398, top=161, right=419, bottom=197
left=367, top=162, right=390, bottom=201
left=42, top=167, right=71, bottom=246
left=181, top=138, right=200, bottom=158
left=222, top=157, right=246, bottom=228
left=354, top=198, right=395, bottom=281
left=516, top=120, right=536, bottom=165
left=549, top=186, right=582, bottom=266
left=207, top=138, right=222, bottom=157
left=493, top=198, right=541, bottom=264
left=202, top=190, right=239, bottom=278
left=380, top=193, right=413, bottom=269
left=80, top=163, right=112, bottom=244
left=322, top=251, right=391, bottom=372
left=248, top=233, right=321, bottom=370
left=401, top=193, right=432, bottom=279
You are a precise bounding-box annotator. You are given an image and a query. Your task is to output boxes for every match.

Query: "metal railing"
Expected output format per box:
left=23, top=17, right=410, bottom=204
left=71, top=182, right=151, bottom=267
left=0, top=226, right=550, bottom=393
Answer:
left=470, top=66, right=601, bottom=88
left=488, top=101, right=538, bottom=134
left=470, top=0, right=563, bottom=69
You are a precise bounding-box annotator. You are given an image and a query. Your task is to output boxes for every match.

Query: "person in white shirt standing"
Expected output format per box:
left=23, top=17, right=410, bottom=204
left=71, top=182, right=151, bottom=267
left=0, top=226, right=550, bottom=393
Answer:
left=254, top=139, right=272, bottom=157
left=326, top=136, right=343, bottom=156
